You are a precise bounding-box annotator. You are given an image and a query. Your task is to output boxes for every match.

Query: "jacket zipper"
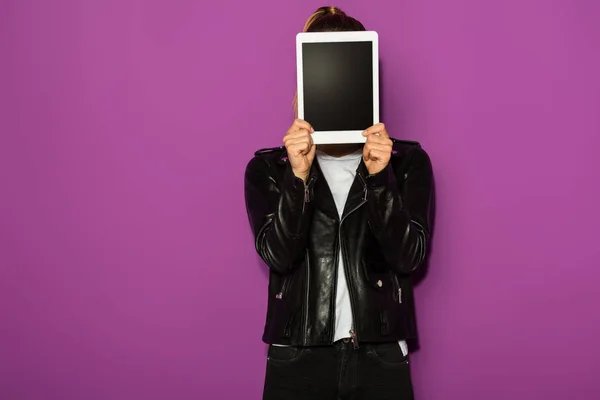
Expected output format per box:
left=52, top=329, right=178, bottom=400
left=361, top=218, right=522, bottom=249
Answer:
left=301, top=176, right=313, bottom=344
left=303, top=176, right=315, bottom=205
left=298, top=176, right=315, bottom=234
left=303, top=249, right=310, bottom=346
left=276, top=275, right=292, bottom=299
left=392, top=273, right=402, bottom=304
left=338, top=195, right=367, bottom=349
left=304, top=181, right=311, bottom=203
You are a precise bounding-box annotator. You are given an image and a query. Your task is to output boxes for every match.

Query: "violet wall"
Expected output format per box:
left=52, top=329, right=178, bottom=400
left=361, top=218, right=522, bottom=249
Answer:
left=1, top=0, right=599, bottom=399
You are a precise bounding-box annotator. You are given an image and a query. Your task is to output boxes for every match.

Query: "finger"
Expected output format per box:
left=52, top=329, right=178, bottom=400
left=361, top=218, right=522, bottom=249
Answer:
left=306, top=143, right=317, bottom=161
left=364, top=141, right=391, bottom=156
left=284, top=137, right=313, bottom=153
left=364, top=143, right=392, bottom=154
left=378, top=126, right=390, bottom=139
left=285, top=128, right=311, bottom=138
left=292, top=119, right=314, bottom=133
left=285, top=140, right=314, bottom=154
left=366, top=134, right=392, bottom=146
left=283, top=129, right=310, bottom=142
left=287, top=136, right=312, bottom=148
left=364, top=138, right=393, bottom=152
left=362, top=123, right=384, bottom=135
left=365, top=148, right=389, bottom=161
left=284, top=129, right=311, bottom=143
left=362, top=123, right=388, bottom=138
left=288, top=141, right=311, bottom=155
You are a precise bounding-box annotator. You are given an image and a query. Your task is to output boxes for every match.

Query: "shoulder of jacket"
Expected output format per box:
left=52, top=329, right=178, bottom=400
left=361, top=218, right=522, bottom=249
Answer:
left=250, top=146, right=289, bottom=166
left=390, top=138, right=423, bottom=156
left=254, top=145, right=285, bottom=156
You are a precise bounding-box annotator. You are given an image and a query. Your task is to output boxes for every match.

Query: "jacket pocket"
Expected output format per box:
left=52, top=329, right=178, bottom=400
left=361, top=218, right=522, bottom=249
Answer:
left=272, top=272, right=297, bottom=339
left=362, top=261, right=394, bottom=294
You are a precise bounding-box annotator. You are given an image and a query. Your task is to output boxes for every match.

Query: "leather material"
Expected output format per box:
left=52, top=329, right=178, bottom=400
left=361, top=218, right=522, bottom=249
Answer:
left=244, top=139, right=433, bottom=346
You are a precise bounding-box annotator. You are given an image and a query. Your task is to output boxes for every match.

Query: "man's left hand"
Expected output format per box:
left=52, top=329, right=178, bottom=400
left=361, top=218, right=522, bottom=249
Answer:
left=362, top=123, right=393, bottom=175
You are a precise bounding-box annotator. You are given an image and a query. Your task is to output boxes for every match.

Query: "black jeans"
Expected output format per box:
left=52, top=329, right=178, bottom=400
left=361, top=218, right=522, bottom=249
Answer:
left=263, top=340, right=414, bottom=400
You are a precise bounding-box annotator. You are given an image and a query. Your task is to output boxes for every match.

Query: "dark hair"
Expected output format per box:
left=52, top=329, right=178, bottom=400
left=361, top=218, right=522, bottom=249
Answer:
left=302, top=6, right=366, bottom=33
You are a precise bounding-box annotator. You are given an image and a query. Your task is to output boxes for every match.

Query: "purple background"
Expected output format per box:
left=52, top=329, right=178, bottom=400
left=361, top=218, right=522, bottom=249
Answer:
left=1, top=1, right=599, bottom=399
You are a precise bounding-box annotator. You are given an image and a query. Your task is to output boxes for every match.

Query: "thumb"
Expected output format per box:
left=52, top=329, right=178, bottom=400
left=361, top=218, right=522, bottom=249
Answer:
left=363, top=146, right=370, bottom=163
left=307, top=144, right=317, bottom=159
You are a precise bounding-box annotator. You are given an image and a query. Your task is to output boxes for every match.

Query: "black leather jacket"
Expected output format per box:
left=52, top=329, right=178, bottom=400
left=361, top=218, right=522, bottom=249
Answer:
left=244, top=138, right=433, bottom=347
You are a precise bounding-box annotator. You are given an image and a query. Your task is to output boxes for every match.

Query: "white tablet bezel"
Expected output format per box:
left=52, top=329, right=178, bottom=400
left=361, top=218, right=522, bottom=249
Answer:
left=296, top=31, right=379, bottom=145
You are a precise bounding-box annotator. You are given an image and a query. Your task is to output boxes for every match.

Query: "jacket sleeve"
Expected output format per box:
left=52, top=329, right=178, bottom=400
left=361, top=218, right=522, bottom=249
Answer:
left=244, top=155, right=316, bottom=274
left=364, top=147, right=433, bottom=274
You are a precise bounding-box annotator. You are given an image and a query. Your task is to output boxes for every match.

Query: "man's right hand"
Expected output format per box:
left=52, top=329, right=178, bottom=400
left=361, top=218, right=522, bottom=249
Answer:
left=283, top=119, right=316, bottom=182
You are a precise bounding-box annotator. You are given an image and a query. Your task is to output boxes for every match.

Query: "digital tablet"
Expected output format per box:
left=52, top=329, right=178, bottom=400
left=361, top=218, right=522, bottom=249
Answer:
left=296, top=31, right=379, bottom=145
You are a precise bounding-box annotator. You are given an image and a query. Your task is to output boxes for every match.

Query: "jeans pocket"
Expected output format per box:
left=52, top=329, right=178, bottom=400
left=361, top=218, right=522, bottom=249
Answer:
left=267, top=345, right=309, bottom=365
left=366, top=342, right=409, bottom=367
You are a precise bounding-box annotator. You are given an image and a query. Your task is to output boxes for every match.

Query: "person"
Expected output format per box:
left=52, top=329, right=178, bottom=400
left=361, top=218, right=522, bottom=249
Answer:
left=244, top=6, right=433, bottom=400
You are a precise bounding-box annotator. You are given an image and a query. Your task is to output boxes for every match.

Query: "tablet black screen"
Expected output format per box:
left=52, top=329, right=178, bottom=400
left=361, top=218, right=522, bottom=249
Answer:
left=302, top=41, right=374, bottom=131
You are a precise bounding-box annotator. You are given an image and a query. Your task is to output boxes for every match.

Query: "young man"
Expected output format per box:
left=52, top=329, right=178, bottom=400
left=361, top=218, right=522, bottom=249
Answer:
left=244, top=7, right=433, bottom=400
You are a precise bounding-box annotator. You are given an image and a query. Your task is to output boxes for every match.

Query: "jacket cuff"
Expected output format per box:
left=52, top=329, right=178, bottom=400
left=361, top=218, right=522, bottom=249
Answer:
left=283, top=163, right=317, bottom=193
left=279, top=164, right=317, bottom=235
left=365, top=163, right=394, bottom=189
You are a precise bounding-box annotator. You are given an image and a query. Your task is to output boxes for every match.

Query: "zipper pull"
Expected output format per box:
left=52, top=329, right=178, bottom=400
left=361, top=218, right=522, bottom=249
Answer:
left=303, top=176, right=314, bottom=203
left=357, top=172, right=368, bottom=201
left=349, top=329, right=359, bottom=349
left=398, top=288, right=402, bottom=304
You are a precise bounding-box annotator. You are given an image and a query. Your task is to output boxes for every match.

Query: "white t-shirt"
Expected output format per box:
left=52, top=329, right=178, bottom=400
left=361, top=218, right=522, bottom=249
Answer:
left=316, top=149, right=408, bottom=356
